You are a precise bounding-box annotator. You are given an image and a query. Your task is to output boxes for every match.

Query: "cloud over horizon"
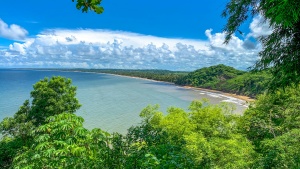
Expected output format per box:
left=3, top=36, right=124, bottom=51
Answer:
left=0, top=19, right=28, bottom=41
left=0, top=16, right=270, bottom=71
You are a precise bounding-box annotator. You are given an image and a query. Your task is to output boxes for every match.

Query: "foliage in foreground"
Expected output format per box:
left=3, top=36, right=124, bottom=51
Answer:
left=1, top=76, right=300, bottom=168
left=0, top=76, right=81, bottom=168
left=223, top=0, right=300, bottom=89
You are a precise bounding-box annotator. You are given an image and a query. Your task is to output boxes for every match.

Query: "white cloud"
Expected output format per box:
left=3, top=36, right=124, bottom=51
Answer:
left=0, top=24, right=264, bottom=70
left=247, top=15, right=273, bottom=38
left=0, top=19, right=28, bottom=40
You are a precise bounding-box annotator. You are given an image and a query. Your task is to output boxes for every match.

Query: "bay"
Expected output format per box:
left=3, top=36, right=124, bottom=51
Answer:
left=0, top=69, right=247, bottom=134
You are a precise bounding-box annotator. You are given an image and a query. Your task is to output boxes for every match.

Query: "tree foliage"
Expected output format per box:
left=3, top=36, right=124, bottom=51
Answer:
left=175, top=64, right=244, bottom=87
left=128, top=100, right=256, bottom=168
left=0, top=76, right=81, bottom=168
left=240, top=85, right=300, bottom=147
left=223, top=0, right=300, bottom=89
left=2, top=75, right=300, bottom=168
left=12, top=113, right=111, bottom=169
left=29, top=76, right=81, bottom=126
left=72, top=0, right=104, bottom=14
left=238, top=85, right=300, bottom=168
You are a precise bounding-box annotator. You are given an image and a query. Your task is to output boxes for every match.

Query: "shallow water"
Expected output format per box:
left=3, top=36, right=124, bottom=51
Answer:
left=0, top=69, right=247, bottom=134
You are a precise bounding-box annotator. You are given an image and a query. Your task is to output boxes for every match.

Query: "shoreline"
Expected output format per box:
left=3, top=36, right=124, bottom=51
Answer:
left=31, top=68, right=255, bottom=103
left=92, top=72, right=255, bottom=103
left=182, top=86, right=255, bottom=102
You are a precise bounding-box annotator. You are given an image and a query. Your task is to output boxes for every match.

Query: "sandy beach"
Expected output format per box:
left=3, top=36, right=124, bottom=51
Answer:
left=182, top=86, right=255, bottom=102
left=95, top=72, right=255, bottom=103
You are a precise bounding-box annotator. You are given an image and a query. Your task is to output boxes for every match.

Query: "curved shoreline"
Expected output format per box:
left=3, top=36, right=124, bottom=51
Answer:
left=94, top=72, right=255, bottom=103
left=31, top=68, right=255, bottom=103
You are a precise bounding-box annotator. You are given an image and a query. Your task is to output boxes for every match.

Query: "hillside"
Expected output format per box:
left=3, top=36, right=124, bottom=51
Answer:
left=175, top=64, right=271, bottom=97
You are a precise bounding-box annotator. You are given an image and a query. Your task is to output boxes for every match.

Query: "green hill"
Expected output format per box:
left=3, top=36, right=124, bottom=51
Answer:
left=175, top=64, right=271, bottom=97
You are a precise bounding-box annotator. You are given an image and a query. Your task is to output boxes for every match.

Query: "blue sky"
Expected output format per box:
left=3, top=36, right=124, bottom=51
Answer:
left=0, top=0, right=272, bottom=70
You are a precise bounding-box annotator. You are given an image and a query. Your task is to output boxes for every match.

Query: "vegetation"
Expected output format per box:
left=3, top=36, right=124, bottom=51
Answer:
left=0, top=76, right=81, bottom=168
left=0, top=0, right=299, bottom=168
left=223, top=0, right=300, bottom=89
left=72, top=0, right=104, bottom=14
left=174, top=64, right=245, bottom=87
left=81, top=69, right=188, bottom=83
left=175, top=65, right=271, bottom=97
left=240, top=85, right=300, bottom=168
left=52, top=64, right=271, bottom=98
left=1, top=76, right=299, bottom=168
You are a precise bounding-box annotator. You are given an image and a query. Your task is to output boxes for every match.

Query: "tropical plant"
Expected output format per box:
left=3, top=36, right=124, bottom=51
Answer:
left=223, top=0, right=300, bottom=89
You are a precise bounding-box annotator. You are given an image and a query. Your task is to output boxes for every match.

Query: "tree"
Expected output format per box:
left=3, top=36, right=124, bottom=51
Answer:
left=0, top=76, right=81, bottom=168
left=0, top=76, right=81, bottom=137
left=72, top=0, right=104, bottom=14
left=237, top=84, right=300, bottom=168
left=12, top=113, right=111, bottom=169
left=222, top=0, right=300, bottom=89
left=29, top=76, right=81, bottom=126
left=239, top=84, right=300, bottom=147
left=131, top=100, right=256, bottom=168
left=260, top=129, right=300, bottom=168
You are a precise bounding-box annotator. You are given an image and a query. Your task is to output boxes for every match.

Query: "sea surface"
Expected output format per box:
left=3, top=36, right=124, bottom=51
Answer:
left=0, top=69, right=248, bottom=134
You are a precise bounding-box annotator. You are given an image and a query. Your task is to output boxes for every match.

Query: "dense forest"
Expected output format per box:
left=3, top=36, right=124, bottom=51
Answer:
left=0, top=76, right=299, bottom=168
left=58, top=64, right=271, bottom=98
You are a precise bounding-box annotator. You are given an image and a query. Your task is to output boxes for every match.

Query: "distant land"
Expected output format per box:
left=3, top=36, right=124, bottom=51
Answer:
left=33, top=64, right=272, bottom=99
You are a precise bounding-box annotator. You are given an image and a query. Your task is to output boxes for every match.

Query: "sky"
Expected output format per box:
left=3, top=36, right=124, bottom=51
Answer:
left=0, top=0, right=272, bottom=70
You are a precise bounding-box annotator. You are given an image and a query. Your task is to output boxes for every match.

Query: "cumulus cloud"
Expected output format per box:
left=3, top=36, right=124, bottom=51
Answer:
left=0, top=19, right=28, bottom=40
left=0, top=18, right=269, bottom=70
left=247, top=15, right=273, bottom=39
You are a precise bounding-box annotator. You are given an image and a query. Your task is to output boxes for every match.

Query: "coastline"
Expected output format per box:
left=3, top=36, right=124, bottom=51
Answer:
left=182, top=86, right=255, bottom=102
left=93, top=72, right=255, bottom=103
left=34, top=68, right=255, bottom=103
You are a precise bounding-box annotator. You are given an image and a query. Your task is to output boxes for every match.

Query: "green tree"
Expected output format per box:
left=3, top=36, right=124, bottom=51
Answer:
left=222, top=0, right=300, bottom=89
left=237, top=85, right=300, bottom=168
left=29, top=76, right=81, bottom=126
left=240, top=85, right=300, bottom=148
left=130, top=100, right=256, bottom=168
left=124, top=105, right=194, bottom=168
left=12, top=113, right=111, bottom=169
left=72, top=0, right=104, bottom=14
left=0, top=76, right=81, bottom=168
left=260, top=129, right=300, bottom=168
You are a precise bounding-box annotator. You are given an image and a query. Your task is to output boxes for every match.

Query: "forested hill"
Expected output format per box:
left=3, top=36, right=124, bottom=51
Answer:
left=175, top=64, right=271, bottom=98
left=48, top=64, right=271, bottom=98
left=175, top=64, right=245, bottom=87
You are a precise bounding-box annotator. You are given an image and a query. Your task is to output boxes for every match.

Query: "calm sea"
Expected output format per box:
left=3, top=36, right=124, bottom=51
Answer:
left=0, top=69, right=247, bottom=134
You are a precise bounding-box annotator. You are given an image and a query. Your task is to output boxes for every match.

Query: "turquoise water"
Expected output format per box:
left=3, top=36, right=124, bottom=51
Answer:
left=0, top=69, right=247, bottom=134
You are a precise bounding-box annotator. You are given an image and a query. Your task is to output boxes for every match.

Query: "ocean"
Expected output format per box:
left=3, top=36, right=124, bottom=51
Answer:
left=0, top=69, right=248, bottom=134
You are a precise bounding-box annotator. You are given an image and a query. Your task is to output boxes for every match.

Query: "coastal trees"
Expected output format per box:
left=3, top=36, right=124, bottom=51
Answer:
left=223, top=1, right=300, bottom=167
left=125, top=100, right=256, bottom=168
left=174, top=64, right=270, bottom=97
left=0, top=76, right=81, bottom=168
left=237, top=84, right=300, bottom=167
left=176, top=64, right=245, bottom=87
left=240, top=85, right=300, bottom=147
left=223, top=0, right=300, bottom=89
left=7, top=74, right=300, bottom=167
left=29, top=76, right=81, bottom=126
left=12, top=113, right=111, bottom=168
left=0, top=76, right=81, bottom=139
